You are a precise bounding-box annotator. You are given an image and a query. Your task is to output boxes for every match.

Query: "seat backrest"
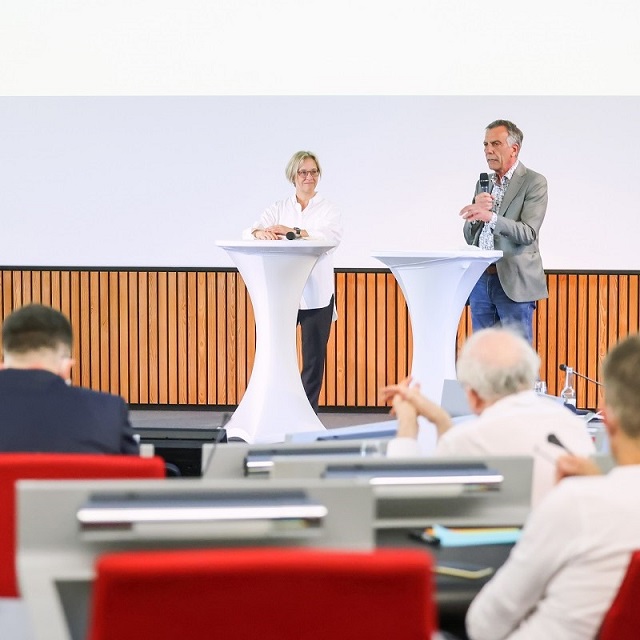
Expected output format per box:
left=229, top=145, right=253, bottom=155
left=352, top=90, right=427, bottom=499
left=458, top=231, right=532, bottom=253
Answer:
left=87, top=547, right=435, bottom=640
left=0, top=453, right=165, bottom=597
left=598, top=550, right=640, bottom=640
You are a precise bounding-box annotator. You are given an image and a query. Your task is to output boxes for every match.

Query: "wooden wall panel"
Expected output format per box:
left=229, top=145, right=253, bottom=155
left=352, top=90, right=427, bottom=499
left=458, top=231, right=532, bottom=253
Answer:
left=127, top=273, right=139, bottom=404
left=206, top=273, right=217, bottom=404
left=0, top=269, right=638, bottom=410
left=332, top=272, right=347, bottom=406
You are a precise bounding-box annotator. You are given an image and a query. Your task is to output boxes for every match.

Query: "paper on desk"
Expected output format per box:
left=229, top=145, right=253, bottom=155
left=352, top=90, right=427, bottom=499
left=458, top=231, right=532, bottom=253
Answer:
left=432, top=524, right=521, bottom=547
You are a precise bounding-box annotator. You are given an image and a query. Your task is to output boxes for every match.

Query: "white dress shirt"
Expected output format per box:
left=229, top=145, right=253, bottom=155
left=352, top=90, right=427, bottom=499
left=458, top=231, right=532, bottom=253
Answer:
left=243, top=193, right=343, bottom=310
left=386, top=391, right=596, bottom=507
left=466, top=465, right=640, bottom=640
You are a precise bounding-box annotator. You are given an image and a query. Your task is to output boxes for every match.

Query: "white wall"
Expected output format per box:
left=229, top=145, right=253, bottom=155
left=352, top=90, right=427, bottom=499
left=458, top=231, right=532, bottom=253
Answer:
left=1, top=2, right=638, bottom=269
left=2, top=1, right=638, bottom=96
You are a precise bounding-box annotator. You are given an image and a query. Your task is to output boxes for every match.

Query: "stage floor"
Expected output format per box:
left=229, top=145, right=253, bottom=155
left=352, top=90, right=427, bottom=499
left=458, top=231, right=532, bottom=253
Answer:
left=129, top=408, right=393, bottom=432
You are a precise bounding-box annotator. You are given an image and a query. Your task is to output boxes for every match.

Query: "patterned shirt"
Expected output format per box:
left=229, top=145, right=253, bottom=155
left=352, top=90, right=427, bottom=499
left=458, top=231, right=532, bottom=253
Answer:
left=478, top=160, right=519, bottom=250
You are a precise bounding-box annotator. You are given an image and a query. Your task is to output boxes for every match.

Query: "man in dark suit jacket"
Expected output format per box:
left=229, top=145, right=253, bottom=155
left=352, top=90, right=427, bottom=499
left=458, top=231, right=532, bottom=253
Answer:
left=460, top=119, right=548, bottom=343
left=0, top=304, right=138, bottom=454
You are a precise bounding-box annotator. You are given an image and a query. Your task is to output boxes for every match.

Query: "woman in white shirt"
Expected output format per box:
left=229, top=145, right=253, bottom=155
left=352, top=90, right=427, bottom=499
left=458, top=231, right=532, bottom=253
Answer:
left=245, top=150, right=343, bottom=411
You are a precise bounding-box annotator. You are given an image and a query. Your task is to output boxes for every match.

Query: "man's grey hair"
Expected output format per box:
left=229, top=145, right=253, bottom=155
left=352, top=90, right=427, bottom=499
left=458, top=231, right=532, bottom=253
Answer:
left=486, top=119, right=524, bottom=150
left=602, top=334, right=640, bottom=439
left=456, top=327, right=540, bottom=402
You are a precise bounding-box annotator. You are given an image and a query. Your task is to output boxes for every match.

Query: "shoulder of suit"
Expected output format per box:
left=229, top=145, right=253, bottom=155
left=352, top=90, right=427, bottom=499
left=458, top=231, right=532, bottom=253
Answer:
left=517, top=162, right=546, bottom=182
left=71, top=385, right=124, bottom=405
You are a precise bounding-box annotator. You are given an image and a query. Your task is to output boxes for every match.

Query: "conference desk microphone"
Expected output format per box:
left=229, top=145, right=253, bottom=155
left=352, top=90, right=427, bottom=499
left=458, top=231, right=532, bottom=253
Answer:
left=547, top=433, right=575, bottom=456
left=558, top=364, right=603, bottom=387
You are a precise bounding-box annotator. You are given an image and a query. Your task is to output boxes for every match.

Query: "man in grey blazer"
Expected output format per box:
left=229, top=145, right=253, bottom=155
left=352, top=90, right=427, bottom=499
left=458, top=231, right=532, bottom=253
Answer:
left=460, top=119, right=548, bottom=343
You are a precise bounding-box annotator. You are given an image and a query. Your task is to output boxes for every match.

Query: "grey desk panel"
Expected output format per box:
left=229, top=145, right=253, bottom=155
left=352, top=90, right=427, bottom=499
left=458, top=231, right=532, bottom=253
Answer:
left=272, top=455, right=533, bottom=528
left=202, top=442, right=250, bottom=478
left=202, top=439, right=392, bottom=479
left=17, top=478, right=374, bottom=640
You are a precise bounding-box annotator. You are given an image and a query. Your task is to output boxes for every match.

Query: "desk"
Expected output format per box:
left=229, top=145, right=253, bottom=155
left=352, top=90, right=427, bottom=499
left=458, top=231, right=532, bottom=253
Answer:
left=217, top=240, right=335, bottom=443
left=372, top=249, right=501, bottom=404
left=17, top=478, right=374, bottom=640
left=377, top=528, right=513, bottom=638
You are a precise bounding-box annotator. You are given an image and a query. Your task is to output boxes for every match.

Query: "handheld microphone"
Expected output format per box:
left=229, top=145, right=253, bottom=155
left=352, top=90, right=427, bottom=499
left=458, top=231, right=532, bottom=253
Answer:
left=479, top=173, right=490, bottom=193
left=285, top=231, right=297, bottom=240
left=558, top=364, right=602, bottom=387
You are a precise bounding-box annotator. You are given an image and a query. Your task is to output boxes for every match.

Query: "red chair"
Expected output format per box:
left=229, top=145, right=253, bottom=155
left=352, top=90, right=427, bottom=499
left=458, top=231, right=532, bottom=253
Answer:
left=598, top=550, right=640, bottom=640
left=0, top=453, right=165, bottom=597
left=87, top=547, right=435, bottom=640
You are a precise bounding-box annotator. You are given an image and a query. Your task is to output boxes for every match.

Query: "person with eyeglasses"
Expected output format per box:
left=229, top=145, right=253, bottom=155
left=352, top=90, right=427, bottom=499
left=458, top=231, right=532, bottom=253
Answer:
left=0, top=303, right=139, bottom=454
left=243, top=150, right=343, bottom=412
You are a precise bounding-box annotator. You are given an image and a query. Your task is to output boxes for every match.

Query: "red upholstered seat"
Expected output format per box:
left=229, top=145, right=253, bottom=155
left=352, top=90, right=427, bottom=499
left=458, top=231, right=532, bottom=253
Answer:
left=87, top=547, right=435, bottom=640
left=0, top=453, right=165, bottom=597
left=598, top=550, right=640, bottom=640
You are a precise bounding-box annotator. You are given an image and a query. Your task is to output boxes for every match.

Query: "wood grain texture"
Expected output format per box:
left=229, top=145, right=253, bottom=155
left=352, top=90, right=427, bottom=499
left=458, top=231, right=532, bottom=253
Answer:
left=0, top=269, right=637, bottom=410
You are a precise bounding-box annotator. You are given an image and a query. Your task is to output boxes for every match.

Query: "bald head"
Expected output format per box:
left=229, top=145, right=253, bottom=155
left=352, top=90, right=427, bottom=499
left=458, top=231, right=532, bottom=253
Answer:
left=456, top=328, right=540, bottom=403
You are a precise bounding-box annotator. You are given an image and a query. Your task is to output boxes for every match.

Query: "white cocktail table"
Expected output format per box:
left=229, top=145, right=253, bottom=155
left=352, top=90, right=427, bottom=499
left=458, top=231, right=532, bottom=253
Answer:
left=217, top=240, right=335, bottom=443
left=372, top=249, right=502, bottom=403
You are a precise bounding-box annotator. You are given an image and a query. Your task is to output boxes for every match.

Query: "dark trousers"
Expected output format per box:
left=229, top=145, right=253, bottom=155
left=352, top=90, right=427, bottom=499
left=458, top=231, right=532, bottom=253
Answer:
left=297, top=295, right=334, bottom=412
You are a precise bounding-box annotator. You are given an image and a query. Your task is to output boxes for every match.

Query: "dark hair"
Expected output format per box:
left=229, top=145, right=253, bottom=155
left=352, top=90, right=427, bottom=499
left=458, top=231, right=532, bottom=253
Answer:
left=602, top=334, right=640, bottom=438
left=486, top=119, right=524, bottom=149
left=2, top=304, right=73, bottom=354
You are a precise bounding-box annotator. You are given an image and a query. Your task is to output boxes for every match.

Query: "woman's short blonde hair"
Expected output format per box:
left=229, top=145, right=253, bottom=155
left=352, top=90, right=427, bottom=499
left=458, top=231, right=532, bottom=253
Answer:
left=285, top=150, right=322, bottom=185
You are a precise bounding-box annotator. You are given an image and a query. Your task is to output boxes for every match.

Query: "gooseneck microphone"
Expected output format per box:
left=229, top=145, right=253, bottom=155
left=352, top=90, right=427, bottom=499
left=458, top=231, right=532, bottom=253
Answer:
left=558, top=364, right=602, bottom=387
left=479, top=173, right=490, bottom=193
left=547, top=433, right=575, bottom=455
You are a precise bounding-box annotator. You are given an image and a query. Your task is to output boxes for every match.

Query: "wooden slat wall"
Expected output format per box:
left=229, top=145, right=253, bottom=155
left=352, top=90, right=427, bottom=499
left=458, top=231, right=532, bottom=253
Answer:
left=0, top=269, right=637, bottom=410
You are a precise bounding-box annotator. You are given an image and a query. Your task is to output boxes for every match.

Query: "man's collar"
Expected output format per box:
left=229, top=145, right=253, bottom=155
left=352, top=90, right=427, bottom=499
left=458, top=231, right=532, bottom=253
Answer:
left=493, top=159, right=520, bottom=184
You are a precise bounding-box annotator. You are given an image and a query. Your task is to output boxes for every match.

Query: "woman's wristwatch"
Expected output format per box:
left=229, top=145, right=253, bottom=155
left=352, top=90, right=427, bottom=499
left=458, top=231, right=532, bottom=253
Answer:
left=294, top=227, right=302, bottom=238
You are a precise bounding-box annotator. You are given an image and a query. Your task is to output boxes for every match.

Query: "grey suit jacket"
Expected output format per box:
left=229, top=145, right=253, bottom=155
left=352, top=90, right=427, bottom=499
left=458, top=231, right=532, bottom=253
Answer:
left=463, top=162, right=548, bottom=303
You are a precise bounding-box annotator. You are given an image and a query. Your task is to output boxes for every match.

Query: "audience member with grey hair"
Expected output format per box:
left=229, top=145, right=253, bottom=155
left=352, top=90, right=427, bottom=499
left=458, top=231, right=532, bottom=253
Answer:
left=381, top=327, right=595, bottom=506
left=456, top=327, right=540, bottom=403
left=466, top=333, right=640, bottom=639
